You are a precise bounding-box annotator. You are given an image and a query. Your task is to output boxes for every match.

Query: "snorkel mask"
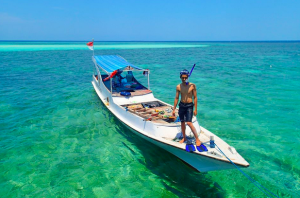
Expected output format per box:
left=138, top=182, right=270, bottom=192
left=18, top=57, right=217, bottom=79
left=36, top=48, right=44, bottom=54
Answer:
left=180, top=69, right=189, bottom=77
left=180, top=69, right=190, bottom=85
left=180, top=64, right=196, bottom=85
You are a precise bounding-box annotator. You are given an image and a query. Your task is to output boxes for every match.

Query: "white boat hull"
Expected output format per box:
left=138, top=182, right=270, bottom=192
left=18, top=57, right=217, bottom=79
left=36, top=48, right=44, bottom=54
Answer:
left=120, top=120, right=238, bottom=172
left=91, top=75, right=249, bottom=172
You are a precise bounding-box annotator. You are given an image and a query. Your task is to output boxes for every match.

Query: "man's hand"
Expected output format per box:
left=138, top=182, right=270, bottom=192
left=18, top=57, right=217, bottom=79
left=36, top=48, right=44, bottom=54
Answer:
left=194, top=110, right=197, bottom=116
left=172, top=110, right=176, bottom=116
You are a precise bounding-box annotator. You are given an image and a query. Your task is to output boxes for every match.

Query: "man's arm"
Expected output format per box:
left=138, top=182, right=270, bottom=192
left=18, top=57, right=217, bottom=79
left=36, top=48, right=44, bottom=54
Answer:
left=172, top=85, right=180, bottom=116
left=193, top=84, right=197, bottom=116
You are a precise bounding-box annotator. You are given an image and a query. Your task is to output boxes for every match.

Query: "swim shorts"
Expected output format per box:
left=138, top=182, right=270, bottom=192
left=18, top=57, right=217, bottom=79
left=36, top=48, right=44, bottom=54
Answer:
left=178, top=101, right=194, bottom=122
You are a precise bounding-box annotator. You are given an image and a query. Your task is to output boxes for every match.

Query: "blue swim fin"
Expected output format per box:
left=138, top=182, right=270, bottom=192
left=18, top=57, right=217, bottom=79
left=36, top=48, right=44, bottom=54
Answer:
left=196, top=144, right=208, bottom=152
left=186, top=144, right=196, bottom=152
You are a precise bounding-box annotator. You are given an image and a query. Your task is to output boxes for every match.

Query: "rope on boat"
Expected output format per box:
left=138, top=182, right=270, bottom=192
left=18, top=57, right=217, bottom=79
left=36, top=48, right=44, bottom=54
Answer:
left=214, top=143, right=279, bottom=198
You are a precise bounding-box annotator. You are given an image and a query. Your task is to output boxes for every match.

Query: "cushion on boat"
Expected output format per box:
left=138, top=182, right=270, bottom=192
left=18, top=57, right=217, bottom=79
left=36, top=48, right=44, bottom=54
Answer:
left=120, top=91, right=131, bottom=96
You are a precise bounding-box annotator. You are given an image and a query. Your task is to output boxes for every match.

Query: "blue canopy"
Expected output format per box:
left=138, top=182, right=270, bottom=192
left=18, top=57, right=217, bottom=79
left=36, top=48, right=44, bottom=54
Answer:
left=94, top=55, right=143, bottom=73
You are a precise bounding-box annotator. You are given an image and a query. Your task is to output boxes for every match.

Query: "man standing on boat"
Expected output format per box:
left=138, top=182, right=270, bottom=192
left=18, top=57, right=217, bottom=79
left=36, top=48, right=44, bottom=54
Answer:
left=172, top=69, right=202, bottom=148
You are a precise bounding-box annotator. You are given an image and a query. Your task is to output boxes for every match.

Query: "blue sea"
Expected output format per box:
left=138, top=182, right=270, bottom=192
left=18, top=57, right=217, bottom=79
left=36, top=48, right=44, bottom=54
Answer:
left=0, top=41, right=299, bottom=197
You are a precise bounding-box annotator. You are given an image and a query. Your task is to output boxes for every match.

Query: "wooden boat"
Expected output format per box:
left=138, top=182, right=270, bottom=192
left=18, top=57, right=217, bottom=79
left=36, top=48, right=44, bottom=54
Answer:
left=91, top=55, right=249, bottom=172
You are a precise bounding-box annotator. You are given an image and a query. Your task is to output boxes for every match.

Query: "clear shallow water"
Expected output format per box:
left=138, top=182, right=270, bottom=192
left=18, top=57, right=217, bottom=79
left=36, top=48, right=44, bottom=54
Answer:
left=0, top=41, right=299, bottom=197
left=0, top=41, right=208, bottom=51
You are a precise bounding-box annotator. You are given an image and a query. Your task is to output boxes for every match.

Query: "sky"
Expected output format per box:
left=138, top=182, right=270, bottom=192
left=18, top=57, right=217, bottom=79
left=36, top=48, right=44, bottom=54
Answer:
left=0, top=0, right=299, bottom=41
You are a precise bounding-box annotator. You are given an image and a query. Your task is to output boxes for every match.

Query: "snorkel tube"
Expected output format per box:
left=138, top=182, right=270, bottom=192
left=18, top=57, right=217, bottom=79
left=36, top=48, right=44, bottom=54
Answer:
left=186, top=64, right=196, bottom=85
left=189, top=64, right=196, bottom=77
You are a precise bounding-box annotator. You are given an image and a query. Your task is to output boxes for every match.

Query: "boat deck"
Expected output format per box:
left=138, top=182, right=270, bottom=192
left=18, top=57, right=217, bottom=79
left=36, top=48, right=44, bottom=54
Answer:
left=121, top=102, right=182, bottom=124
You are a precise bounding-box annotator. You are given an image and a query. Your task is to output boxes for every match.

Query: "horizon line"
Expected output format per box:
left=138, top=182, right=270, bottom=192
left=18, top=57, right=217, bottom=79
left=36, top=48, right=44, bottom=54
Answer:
left=0, top=40, right=300, bottom=42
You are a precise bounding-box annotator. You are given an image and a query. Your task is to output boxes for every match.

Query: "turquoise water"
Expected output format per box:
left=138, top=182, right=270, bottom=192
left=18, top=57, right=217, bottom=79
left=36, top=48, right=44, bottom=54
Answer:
left=0, top=41, right=299, bottom=197
left=0, top=41, right=208, bottom=51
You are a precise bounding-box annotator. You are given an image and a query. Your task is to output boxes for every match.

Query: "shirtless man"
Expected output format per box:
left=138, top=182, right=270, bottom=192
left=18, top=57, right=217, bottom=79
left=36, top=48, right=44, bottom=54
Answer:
left=172, top=69, right=201, bottom=147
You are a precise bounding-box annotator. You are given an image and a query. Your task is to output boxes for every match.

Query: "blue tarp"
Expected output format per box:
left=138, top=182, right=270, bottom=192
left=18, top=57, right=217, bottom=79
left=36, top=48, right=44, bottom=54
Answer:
left=94, top=55, right=143, bottom=73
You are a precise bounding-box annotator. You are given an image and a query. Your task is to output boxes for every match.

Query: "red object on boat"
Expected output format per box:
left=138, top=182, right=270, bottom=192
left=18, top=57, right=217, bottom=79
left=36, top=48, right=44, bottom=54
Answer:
left=86, top=41, right=94, bottom=50
left=103, top=70, right=118, bottom=81
left=86, top=41, right=93, bottom=46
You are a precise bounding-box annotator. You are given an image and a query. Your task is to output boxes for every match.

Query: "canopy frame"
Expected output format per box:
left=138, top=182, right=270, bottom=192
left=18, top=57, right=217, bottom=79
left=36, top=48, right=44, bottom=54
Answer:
left=92, top=55, right=150, bottom=92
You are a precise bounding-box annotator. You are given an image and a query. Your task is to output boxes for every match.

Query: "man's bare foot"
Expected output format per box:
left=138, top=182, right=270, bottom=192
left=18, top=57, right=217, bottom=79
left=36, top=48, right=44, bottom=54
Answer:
left=179, top=138, right=186, bottom=143
left=196, top=139, right=201, bottom=147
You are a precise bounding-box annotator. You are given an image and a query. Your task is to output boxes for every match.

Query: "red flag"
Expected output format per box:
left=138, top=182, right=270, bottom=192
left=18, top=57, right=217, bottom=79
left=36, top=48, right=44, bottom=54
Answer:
left=86, top=41, right=94, bottom=50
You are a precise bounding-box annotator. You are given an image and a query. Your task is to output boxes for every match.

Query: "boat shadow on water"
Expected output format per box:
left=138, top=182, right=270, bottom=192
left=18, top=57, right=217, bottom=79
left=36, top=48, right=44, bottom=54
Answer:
left=95, top=96, right=226, bottom=198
